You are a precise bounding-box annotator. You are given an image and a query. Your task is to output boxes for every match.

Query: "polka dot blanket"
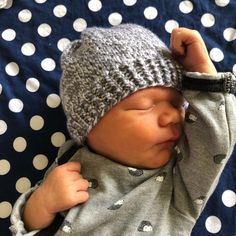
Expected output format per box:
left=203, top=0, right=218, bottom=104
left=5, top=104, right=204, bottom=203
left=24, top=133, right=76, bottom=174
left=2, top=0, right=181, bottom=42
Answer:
left=0, top=0, right=235, bottom=235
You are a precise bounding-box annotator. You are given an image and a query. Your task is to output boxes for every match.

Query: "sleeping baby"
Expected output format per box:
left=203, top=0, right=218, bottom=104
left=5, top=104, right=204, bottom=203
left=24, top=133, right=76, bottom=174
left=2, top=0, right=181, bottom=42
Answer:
left=10, top=24, right=236, bottom=236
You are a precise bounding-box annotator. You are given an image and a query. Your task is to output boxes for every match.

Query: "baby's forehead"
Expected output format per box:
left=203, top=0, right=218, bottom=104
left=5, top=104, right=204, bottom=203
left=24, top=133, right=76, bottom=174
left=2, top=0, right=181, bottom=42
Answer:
left=123, top=86, right=182, bottom=102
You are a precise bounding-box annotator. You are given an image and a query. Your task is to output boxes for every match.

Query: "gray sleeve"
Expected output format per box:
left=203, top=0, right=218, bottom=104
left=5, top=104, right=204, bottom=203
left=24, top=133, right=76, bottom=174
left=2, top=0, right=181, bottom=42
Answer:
left=172, top=72, right=236, bottom=220
left=9, top=141, right=74, bottom=235
left=9, top=185, right=40, bottom=236
left=9, top=140, right=75, bottom=235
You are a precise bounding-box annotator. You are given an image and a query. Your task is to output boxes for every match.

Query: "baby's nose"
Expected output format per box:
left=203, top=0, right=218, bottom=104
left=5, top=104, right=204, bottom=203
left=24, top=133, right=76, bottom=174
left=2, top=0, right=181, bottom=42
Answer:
left=158, top=105, right=183, bottom=127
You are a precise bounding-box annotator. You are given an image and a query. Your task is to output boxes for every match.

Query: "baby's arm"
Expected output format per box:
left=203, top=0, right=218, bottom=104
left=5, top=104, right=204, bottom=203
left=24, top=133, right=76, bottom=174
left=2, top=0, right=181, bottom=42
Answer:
left=23, top=161, right=89, bottom=231
left=170, top=28, right=236, bottom=219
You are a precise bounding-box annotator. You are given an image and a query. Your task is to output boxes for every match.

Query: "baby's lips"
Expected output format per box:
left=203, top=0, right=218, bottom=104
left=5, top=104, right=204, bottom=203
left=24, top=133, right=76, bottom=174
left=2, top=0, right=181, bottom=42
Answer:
left=169, top=127, right=182, bottom=142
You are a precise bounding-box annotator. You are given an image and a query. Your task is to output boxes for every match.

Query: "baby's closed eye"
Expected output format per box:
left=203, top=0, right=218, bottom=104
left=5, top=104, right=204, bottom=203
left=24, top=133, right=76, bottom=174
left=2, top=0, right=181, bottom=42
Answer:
left=126, top=100, right=155, bottom=111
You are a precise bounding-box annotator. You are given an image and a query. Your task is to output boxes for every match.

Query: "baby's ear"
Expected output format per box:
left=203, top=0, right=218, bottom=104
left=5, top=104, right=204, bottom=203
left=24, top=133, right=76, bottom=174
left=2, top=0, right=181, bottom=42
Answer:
left=60, top=40, right=82, bottom=71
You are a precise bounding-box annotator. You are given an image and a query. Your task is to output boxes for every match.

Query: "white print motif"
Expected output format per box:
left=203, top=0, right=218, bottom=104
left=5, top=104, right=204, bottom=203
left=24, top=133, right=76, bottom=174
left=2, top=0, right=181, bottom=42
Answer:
left=194, top=199, right=204, bottom=205
left=62, top=225, right=72, bottom=233
left=114, top=199, right=124, bottom=205
left=175, top=146, right=183, bottom=162
left=194, top=196, right=205, bottom=205
left=188, top=114, right=197, bottom=122
left=155, top=175, right=164, bottom=182
left=143, top=225, right=153, bottom=232
left=128, top=167, right=143, bottom=176
left=214, top=154, right=226, bottom=164
left=175, top=146, right=181, bottom=154
left=218, top=102, right=225, bottom=111
left=88, top=178, right=98, bottom=189
left=128, top=167, right=137, bottom=171
left=155, top=172, right=167, bottom=182
left=138, top=220, right=153, bottom=232
left=108, top=199, right=124, bottom=210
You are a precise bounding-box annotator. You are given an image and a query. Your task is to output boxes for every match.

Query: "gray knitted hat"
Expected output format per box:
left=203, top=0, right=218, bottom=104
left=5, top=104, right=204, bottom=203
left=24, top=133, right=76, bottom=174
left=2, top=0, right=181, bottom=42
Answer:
left=60, top=23, right=183, bottom=144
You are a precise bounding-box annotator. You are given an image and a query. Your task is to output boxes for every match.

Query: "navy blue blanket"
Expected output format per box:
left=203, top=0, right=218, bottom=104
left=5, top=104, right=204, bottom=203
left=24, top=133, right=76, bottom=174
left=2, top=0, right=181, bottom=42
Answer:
left=0, top=1, right=235, bottom=235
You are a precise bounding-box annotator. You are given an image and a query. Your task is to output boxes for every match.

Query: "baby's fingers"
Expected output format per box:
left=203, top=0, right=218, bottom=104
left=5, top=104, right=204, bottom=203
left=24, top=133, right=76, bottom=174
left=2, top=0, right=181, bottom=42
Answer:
left=75, top=191, right=89, bottom=204
left=170, top=29, right=186, bottom=56
left=70, top=179, right=89, bottom=205
left=75, top=178, right=90, bottom=191
left=170, top=28, right=208, bottom=57
left=65, top=161, right=81, bottom=172
left=170, top=28, right=217, bottom=74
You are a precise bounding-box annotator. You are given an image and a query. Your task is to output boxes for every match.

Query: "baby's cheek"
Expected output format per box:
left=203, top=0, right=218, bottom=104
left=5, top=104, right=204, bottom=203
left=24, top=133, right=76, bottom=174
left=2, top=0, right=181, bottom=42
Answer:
left=140, top=129, right=161, bottom=146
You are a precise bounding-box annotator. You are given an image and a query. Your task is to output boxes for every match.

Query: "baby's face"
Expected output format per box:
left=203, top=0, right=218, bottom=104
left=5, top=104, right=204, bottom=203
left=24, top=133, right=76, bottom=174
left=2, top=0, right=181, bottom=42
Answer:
left=87, top=87, right=185, bottom=169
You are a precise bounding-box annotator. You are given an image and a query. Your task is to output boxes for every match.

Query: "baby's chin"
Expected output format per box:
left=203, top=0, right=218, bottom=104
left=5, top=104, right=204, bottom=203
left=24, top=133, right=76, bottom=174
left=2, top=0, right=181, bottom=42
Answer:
left=131, top=149, right=174, bottom=170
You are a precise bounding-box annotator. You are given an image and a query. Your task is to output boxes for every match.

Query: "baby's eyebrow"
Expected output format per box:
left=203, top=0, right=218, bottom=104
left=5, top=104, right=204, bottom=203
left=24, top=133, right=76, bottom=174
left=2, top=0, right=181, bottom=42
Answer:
left=124, top=92, right=146, bottom=103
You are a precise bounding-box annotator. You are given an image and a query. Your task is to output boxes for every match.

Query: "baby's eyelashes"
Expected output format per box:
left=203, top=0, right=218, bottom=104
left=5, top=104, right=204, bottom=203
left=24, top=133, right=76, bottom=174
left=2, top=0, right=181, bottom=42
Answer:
left=124, top=99, right=155, bottom=111
left=128, top=103, right=156, bottom=111
left=134, top=104, right=155, bottom=111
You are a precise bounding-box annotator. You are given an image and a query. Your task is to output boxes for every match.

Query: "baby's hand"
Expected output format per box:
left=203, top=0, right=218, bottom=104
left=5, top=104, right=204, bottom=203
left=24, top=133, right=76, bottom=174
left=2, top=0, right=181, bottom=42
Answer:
left=170, top=28, right=217, bottom=75
left=23, top=162, right=89, bottom=230
left=37, top=162, right=89, bottom=215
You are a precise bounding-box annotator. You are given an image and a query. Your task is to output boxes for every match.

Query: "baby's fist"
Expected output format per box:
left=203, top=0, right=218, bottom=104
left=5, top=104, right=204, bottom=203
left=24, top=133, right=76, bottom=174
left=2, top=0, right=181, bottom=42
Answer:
left=170, top=28, right=217, bottom=75
left=38, top=162, right=89, bottom=215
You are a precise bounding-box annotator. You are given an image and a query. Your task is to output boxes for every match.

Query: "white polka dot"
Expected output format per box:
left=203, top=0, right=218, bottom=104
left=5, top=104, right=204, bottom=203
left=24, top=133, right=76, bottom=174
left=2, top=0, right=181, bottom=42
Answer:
left=0, top=159, right=10, bottom=175
left=0, top=202, right=12, bottom=218
left=33, top=154, right=48, bottom=170
left=179, top=1, right=193, bottom=14
left=233, top=64, right=236, bottom=75
left=46, top=94, right=61, bottom=108
left=73, top=18, right=87, bottom=32
left=1, top=0, right=12, bottom=9
left=210, top=48, right=224, bottom=62
left=144, top=7, right=158, bottom=20
left=30, top=115, right=44, bottom=130
left=57, top=38, right=71, bottom=52
left=26, top=78, right=40, bottom=92
left=0, top=84, right=2, bottom=95
left=16, top=177, right=31, bottom=193
left=38, top=23, right=52, bottom=37
left=108, top=12, right=123, bottom=26
left=13, top=137, right=27, bottom=152
left=41, top=58, right=56, bottom=71
left=123, top=0, right=137, bottom=6
left=223, top=28, right=236, bottom=42
left=0, top=0, right=8, bottom=8
left=21, top=42, right=36, bottom=56
left=51, top=132, right=66, bottom=147
left=215, top=0, right=230, bottom=7
left=9, top=99, right=24, bottom=113
left=88, top=0, right=102, bottom=12
left=222, top=190, right=236, bottom=207
left=0, top=120, right=7, bottom=135
left=53, top=5, right=67, bottom=17
left=165, top=20, right=179, bottom=33
left=34, top=0, right=47, bottom=3
left=18, top=9, right=32, bottom=23
left=205, top=216, right=222, bottom=234
left=5, top=62, right=19, bottom=76
left=201, top=13, right=215, bottom=27
left=1, top=28, right=16, bottom=41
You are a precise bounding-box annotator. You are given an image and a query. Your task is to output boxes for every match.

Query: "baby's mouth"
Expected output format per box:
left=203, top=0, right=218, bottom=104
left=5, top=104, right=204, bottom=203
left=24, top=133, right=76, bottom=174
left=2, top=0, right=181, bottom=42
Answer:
left=170, top=126, right=183, bottom=142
